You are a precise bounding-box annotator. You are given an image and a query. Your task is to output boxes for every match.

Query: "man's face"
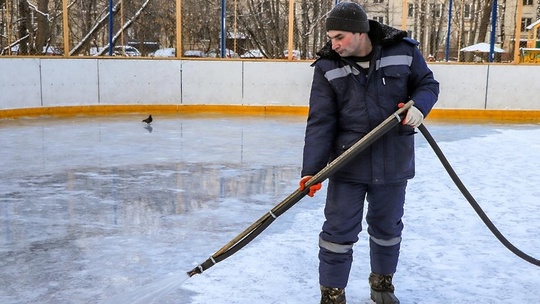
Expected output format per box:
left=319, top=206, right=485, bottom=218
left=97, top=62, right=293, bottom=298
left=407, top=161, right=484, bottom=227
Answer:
left=327, top=30, right=369, bottom=57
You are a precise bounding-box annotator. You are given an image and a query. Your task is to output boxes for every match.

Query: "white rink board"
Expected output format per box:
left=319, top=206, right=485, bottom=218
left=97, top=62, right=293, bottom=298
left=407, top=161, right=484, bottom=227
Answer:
left=1, top=58, right=540, bottom=110
left=0, top=58, right=42, bottom=108
left=429, top=64, right=488, bottom=109
left=242, top=61, right=313, bottom=106
left=41, top=59, right=100, bottom=106
left=486, top=65, right=540, bottom=110
left=181, top=60, right=243, bottom=105
left=98, top=59, right=182, bottom=104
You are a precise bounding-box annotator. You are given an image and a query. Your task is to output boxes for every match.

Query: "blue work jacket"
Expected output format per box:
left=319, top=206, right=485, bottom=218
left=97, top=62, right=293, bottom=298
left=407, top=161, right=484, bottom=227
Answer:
left=301, top=21, right=439, bottom=184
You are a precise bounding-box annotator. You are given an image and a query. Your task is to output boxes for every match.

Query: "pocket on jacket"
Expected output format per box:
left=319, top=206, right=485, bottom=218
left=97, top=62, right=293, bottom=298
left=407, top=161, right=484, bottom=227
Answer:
left=393, top=131, right=415, bottom=179
left=381, top=66, right=410, bottom=102
left=333, top=132, right=365, bottom=153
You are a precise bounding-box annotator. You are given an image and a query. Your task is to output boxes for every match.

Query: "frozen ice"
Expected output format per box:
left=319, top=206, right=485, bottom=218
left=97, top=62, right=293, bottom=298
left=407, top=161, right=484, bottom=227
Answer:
left=0, top=114, right=539, bottom=303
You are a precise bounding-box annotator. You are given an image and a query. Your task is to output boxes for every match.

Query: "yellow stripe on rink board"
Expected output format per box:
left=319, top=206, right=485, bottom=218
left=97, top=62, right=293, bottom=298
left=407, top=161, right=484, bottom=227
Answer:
left=428, top=108, right=540, bottom=122
left=1, top=105, right=540, bottom=122
left=0, top=105, right=309, bottom=119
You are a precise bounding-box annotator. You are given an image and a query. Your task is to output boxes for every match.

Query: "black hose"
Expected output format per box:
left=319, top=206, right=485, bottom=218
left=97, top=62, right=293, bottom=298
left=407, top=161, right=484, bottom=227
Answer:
left=187, top=102, right=414, bottom=277
left=188, top=107, right=539, bottom=278
left=418, top=124, right=540, bottom=267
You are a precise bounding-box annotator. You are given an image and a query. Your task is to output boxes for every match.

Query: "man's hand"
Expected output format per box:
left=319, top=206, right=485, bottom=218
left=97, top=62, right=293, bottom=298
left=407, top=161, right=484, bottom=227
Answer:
left=398, top=102, right=424, bottom=128
left=299, top=176, right=322, bottom=197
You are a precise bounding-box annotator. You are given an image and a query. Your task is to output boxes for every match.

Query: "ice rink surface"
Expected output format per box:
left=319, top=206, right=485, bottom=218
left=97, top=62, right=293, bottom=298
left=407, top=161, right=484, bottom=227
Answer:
left=0, top=114, right=539, bottom=304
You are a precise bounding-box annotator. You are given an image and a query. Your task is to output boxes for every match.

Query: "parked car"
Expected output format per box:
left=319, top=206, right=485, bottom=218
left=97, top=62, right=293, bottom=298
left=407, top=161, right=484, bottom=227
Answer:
left=283, top=49, right=300, bottom=60
left=183, top=50, right=206, bottom=57
left=43, top=46, right=63, bottom=56
left=113, top=46, right=141, bottom=57
left=283, top=49, right=313, bottom=60
left=240, top=49, right=264, bottom=58
left=4, top=45, right=62, bottom=56
left=206, top=48, right=239, bottom=58
left=152, top=48, right=176, bottom=57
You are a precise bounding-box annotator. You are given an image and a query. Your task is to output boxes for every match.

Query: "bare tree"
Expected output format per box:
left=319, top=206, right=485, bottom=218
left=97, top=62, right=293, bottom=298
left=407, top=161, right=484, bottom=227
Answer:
left=464, top=0, right=478, bottom=46
left=69, top=1, right=121, bottom=55
left=499, top=0, right=506, bottom=46
left=69, top=0, right=102, bottom=54
left=17, top=0, right=34, bottom=54
left=148, top=0, right=176, bottom=48
left=234, top=0, right=291, bottom=58
left=476, top=0, right=493, bottom=43
left=0, top=0, right=528, bottom=60
left=293, top=0, right=331, bottom=59
left=35, top=0, right=51, bottom=53
left=430, top=0, right=447, bottom=58
left=180, top=0, right=220, bottom=54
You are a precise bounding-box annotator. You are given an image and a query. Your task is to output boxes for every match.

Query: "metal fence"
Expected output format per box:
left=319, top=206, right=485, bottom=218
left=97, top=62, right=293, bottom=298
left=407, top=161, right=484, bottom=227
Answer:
left=1, top=0, right=539, bottom=63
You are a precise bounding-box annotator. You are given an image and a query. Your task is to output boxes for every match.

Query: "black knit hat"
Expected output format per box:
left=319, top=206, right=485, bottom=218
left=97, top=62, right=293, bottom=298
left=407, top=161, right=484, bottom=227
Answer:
left=326, top=2, right=370, bottom=33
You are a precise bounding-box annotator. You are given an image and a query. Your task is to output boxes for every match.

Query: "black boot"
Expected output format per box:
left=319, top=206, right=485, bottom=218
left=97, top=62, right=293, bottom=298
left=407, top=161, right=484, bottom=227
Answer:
left=368, top=273, right=400, bottom=304
left=320, top=285, right=346, bottom=304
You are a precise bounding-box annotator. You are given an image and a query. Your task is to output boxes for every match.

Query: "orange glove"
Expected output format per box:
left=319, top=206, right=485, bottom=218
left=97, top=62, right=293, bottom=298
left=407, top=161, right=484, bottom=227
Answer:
left=299, top=176, right=322, bottom=197
left=398, top=102, right=424, bottom=128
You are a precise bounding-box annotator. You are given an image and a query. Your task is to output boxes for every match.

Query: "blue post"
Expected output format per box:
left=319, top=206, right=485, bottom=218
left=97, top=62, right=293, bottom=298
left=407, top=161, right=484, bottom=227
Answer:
left=445, top=0, right=453, bottom=62
left=108, top=0, right=113, bottom=55
left=220, top=0, right=226, bottom=58
left=488, top=0, right=498, bottom=62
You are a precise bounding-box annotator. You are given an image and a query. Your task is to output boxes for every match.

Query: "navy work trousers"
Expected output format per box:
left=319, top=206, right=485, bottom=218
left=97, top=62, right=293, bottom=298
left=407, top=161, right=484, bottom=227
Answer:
left=319, top=178, right=407, bottom=288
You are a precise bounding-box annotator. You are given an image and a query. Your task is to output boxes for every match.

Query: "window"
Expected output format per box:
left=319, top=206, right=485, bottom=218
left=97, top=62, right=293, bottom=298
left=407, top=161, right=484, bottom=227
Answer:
left=373, top=16, right=384, bottom=24
left=374, top=0, right=384, bottom=3
left=408, top=3, right=414, bottom=17
left=434, top=4, right=442, bottom=18
left=523, top=0, right=533, bottom=5
left=464, top=4, right=472, bottom=19
left=521, top=18, right=532, bottom=31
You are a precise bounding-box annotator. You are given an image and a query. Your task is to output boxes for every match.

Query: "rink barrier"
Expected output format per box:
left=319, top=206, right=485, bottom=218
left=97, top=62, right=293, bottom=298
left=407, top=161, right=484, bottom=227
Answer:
left=427, top=108, right=540, bottom=122
left=0, top=104, right=308, bottom=119
left=1, top=58, right=539, bottom=121
left=1, top=104, right=540, bottom=122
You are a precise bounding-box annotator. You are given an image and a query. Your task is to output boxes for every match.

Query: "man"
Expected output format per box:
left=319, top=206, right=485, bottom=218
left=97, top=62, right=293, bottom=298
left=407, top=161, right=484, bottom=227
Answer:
left=298, top=2, right=439, bottom=304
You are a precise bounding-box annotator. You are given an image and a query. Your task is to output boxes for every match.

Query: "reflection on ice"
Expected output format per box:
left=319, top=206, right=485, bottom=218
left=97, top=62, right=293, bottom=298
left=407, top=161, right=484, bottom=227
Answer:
left=0, top=115, right=539, bottom=303
left=0, top=115, right=306, bottom=303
